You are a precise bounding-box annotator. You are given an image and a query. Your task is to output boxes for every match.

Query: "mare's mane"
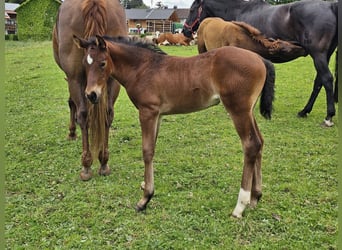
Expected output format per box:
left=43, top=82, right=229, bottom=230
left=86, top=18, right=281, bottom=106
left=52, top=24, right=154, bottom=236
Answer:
left=103, top=36, right=167, bottom=55
left=82, top=0, right=107, bottom=38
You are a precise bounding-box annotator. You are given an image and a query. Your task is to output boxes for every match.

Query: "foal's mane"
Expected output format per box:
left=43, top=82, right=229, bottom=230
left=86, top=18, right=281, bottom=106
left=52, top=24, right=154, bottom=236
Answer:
left=82, top=0, right=107, bottom=38
left=103, top=36, right=167, bottom=55
left=232, top=21, right=276, bottom=49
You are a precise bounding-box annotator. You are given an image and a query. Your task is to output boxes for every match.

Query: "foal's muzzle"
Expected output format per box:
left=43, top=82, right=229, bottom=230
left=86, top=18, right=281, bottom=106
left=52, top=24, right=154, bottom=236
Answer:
left=86, top=91, right=99, bottom=104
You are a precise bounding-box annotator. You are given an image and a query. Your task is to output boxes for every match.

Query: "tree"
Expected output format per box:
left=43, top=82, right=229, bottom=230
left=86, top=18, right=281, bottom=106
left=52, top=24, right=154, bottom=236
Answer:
left=120, top=0, right=148, bottom=9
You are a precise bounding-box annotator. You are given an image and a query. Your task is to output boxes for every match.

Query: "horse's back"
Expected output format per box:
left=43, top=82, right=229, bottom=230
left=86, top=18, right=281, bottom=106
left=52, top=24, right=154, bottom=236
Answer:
left=211, top=46, right=266, bottom=92
left=197, top=18, right=228, bottom=51
left=198, top=17, right=251, bottom=51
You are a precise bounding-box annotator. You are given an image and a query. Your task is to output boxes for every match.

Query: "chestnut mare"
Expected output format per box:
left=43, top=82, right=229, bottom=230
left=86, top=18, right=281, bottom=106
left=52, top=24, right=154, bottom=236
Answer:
left=197, top=17, right=307, bottom=63
left=152, top=32, right=193, bottom=46
left=73, top=35, right=275, bottom=217
left=52, top=0, right=127, bottom=180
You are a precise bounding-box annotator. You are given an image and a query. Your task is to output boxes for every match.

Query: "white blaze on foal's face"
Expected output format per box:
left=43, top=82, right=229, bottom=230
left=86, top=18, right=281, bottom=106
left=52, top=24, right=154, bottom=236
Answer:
left=87, top=54, right=93, bottom=65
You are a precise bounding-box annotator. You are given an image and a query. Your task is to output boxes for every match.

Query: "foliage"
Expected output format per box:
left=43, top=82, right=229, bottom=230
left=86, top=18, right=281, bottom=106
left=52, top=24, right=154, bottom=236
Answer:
left=121, top=0, right=148, bottom=9
left=4, top=34, right=19, bottom=41
left=15, top=0, right=61, bottom=41
left=5, top=41, right=338, bottom=249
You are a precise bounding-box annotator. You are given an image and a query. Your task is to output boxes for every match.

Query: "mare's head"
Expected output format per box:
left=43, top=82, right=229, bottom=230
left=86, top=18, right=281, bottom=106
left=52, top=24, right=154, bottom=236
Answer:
left=182, top=0, right=203, bottom=38
left=73, top=35, right=112, bottom=104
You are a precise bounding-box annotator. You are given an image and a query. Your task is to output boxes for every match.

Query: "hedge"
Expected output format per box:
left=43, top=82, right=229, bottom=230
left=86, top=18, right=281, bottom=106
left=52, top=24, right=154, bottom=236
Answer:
left=16, top=0, right=61, bottom=41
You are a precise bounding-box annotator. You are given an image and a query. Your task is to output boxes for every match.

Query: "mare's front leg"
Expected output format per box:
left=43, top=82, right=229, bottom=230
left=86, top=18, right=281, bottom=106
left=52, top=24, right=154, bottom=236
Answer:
left=67, top=97, right=77, bottom=140
left=298, top=53, right=335, bottom=126
left=98, top=80, right=120, bottom=176
left=68, top=78, right=93, bottom=180
left=136, top=108, right=160, bottom=212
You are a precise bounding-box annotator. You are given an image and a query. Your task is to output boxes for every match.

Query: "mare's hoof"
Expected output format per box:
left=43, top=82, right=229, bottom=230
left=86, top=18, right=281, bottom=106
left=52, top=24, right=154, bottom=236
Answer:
left=67, top=134, right=77, bottom=140
left=80, top=169, right=93, bottom=181
left=321, top=119, right=334, bottom=127
left=98, top=165, right=111, bottom=176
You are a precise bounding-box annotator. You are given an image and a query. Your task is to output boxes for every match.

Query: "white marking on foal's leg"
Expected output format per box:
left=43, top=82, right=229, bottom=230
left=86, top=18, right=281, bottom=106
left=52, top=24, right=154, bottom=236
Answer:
left=87, top=54, right=93, bottom=65
left=232, top=188, right=251, bottom=218
left=323, top=119, right=334, bottom=127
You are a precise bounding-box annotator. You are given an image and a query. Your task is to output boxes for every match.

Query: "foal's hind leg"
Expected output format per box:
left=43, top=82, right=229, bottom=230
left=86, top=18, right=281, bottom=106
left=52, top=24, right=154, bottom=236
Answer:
left=98, top=80, right=120, bottom=176
left=228, top=112, right=263, bottom=218
left=136, top=109, right=161, bottom=212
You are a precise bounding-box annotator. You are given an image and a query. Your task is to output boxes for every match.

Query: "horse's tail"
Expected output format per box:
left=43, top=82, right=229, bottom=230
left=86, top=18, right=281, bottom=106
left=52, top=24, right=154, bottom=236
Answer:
left=260, top=58, right=275, bottom=119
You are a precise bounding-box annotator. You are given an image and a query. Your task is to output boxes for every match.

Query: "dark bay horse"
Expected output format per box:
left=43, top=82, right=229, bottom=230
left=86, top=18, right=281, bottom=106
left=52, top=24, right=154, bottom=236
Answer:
left=183, top=0, right=338, bottom=126
left=73, top=35, right=276, bottom=217
left=197, top=17, right=307, bottom=63
left=52, top=0, right=127, bottom=180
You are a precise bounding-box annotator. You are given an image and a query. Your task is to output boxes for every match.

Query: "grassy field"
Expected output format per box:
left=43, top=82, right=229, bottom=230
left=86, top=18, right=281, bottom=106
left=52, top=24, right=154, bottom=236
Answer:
left=5, top=41, right=338, bottom=249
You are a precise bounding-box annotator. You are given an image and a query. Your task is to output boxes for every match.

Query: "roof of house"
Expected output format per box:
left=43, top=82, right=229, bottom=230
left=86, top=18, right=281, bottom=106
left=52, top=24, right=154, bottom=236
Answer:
left=125, top=8, right=176, bottom=20
left=5, top=3, right=20, bottom=12
left=174, top=8, right=189, bottom=19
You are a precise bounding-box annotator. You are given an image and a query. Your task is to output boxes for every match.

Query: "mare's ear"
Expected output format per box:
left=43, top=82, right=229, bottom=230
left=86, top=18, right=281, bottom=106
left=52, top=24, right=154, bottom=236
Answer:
left=73, top=35, right=88, bottom=49
left=95, top=35, right=107, bottom=50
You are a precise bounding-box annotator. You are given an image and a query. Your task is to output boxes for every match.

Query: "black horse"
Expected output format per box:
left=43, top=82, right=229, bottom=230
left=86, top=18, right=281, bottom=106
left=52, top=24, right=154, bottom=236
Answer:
left=183, top=0, right=338, bottom=126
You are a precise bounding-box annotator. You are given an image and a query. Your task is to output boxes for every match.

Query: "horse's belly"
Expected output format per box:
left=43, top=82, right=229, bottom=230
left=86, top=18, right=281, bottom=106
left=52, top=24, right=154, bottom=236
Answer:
left=161, top=91, right=220, bottom=115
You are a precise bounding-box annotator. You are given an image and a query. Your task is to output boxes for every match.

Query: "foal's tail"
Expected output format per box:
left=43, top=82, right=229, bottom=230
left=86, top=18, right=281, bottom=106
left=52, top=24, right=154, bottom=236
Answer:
left=260, top=58, right=275, bottom=119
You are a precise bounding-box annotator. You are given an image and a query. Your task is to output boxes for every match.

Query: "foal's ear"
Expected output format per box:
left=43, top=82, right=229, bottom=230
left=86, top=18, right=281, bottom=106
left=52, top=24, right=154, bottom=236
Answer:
left=73, top=35, right=88, bottom=49
left=95, top=35, right=107, bottom=50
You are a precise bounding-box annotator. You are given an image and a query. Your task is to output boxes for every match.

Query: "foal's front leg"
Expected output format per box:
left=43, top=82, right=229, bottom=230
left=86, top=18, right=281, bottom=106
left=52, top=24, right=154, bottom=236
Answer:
left=136, top=109, right=160, bottom=212
left=98, top=80, right=120, bottom=176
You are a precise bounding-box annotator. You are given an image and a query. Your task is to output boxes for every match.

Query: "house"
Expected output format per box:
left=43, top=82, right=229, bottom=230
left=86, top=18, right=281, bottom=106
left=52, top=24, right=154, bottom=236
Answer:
left=173, top=8, right=190, bottom=32
left=5, top=3, right=20, bottom=35
left=15, top=0, right=62, bottom=40
left=174, top=8, right=190, bottom=24
left=125, top=8, right=181, bottom=34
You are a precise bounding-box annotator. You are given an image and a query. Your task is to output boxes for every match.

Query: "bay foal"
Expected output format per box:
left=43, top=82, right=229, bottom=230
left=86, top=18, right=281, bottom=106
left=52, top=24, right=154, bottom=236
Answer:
left=74, top=35, right=275, bottom=217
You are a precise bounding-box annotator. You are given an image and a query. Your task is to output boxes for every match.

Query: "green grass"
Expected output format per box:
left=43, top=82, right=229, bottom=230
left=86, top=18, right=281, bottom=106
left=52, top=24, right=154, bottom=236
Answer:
left=5, top=41, right=338, bottom=249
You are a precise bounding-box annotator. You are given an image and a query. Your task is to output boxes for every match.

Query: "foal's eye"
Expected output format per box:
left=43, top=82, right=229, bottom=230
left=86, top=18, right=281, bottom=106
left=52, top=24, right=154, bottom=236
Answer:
left=100, top=61, right=107, bottom=68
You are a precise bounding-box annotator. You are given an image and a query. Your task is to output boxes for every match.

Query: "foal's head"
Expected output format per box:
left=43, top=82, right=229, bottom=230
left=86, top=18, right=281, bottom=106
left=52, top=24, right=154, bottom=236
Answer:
left=73, top=35, right=112, bottom=104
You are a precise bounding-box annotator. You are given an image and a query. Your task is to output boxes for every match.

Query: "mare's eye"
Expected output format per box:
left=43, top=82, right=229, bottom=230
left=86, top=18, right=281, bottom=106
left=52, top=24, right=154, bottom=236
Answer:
left=100, top=61, right=107, bottom=68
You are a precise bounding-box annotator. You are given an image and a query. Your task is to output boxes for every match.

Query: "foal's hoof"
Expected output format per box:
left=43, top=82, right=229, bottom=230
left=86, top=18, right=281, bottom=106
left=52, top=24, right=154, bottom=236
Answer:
left=135, top=203, right=147, bottom=212
left=80, top=169, right=93, bottom=181
left=98, top=165, right=111, bottom=176
left=231, top=211, right=243, bottom=219
left=321, top=119, right=334, bottom=127
left=297, top=111, right=307, bottom=118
